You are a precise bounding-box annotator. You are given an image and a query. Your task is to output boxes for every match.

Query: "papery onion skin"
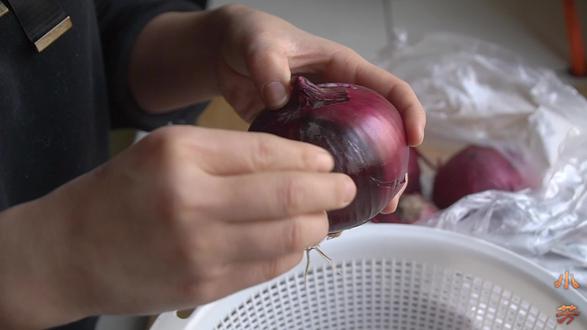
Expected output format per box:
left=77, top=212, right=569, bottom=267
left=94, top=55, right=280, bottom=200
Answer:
left=432, top=145, right=529, bottom=209
left=249, top=76, right=409, bottom=234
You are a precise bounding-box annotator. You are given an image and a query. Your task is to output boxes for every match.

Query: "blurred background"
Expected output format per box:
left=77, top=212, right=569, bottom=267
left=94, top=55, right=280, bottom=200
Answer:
left=110, top=0, right=587, bottom=155
left=102, top=0, right=587, bottom=329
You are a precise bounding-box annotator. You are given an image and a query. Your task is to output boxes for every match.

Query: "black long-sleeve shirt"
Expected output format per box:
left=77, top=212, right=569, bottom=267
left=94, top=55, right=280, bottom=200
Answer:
left=0, top=1, right=206, bottom=329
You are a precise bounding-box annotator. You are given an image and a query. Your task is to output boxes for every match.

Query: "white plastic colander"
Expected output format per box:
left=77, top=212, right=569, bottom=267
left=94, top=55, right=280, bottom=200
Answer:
left=151, top=224, right=587, bottom=330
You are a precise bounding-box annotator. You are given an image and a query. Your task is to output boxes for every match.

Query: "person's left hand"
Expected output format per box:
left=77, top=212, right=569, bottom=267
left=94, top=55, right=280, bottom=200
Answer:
left=214, top=4, right=425, bottom=213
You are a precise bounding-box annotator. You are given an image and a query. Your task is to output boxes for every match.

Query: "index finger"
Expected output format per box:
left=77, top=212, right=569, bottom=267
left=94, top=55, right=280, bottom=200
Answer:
left=184, top=127, right=335, bottom=175
left=214, top=171, right=356, bottom=221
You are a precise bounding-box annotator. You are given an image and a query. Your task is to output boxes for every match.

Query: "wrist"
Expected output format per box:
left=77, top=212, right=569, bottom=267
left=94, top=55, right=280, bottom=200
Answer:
left=0, top=188, right=90, bottom=328
left=130, top=8, right=226, bottom=112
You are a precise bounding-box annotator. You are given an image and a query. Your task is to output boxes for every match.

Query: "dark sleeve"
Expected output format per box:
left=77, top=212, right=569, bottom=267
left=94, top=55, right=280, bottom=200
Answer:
left=95, top=0, right=209, bottom=131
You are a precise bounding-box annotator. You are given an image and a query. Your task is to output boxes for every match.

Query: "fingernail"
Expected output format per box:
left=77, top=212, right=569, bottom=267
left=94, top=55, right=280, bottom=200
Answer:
left=409, top=132, right=424, bottom=147
left=418, top=125, right=425, bottom=144
left=315, top=150, right=334, bottom=171
left=263, top=82, right=288, bottom=109
left=380, top=202, right=398, bottom=214
left=341, top=176, right=357, bottom=206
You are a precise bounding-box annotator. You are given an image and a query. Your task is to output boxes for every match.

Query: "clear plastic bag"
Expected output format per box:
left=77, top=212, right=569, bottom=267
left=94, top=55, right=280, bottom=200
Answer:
left=375, top=33, right=587, bottom=292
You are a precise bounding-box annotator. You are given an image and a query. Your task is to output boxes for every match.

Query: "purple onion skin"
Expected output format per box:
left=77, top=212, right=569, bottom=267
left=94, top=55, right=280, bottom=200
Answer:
left=433, top=145, right=529, bottom=209
left=249, top=76, right=409, bottom=234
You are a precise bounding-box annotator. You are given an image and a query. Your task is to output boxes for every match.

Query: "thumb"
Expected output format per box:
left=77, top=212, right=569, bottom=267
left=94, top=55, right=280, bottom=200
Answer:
left=246, top=46, right=291, bottom=109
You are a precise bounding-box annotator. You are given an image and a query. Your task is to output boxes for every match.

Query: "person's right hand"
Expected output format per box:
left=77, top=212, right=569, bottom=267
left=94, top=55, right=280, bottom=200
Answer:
left=15, top=125, right=355, bottom=328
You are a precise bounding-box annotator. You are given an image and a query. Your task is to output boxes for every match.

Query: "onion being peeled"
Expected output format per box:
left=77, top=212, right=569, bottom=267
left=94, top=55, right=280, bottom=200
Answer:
left=432, top=145, right=530, bottom=209
left=249, top=76, right=409, bottom=234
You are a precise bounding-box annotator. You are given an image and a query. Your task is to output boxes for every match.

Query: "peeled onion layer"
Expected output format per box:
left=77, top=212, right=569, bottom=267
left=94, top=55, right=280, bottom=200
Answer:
left=250, top=76, right=409, bottom=234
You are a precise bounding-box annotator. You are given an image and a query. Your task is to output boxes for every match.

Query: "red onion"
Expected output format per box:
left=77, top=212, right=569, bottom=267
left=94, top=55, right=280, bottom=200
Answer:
left=249, top=76, right=409, bottom=234
left=432, top=145, right=529, bottom=209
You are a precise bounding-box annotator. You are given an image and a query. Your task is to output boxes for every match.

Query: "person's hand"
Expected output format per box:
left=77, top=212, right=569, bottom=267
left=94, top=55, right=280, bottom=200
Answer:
left=3, top=126, right=353, bottom=328
left=214, top=5, right=424, bottom=213
left=130, top=5, right=422, bottom=212
left=73, top=125, right=354, bottom=313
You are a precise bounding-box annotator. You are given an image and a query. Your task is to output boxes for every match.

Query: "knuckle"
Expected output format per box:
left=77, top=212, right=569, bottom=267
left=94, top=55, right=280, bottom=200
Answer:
left=394, top=80, right=412, bottom=95
left=343, top=46, right=361, bottom=60
left=252, top=135, right=275, bottom=169
left=245, top=40, right=285, bottom=69
left=145, top=127, right=179, bottom=152
left=141, top=129, right=185, bottom=170
left=336, top=46, right=363, bottom=66
left=279, top=177, right=304, bottom=216
left=282, top=218, right=306, bottom=253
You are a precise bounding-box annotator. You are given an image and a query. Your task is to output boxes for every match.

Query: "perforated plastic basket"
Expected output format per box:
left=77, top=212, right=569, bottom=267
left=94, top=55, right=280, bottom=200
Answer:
left=152, top=224, right=587, bottom=330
